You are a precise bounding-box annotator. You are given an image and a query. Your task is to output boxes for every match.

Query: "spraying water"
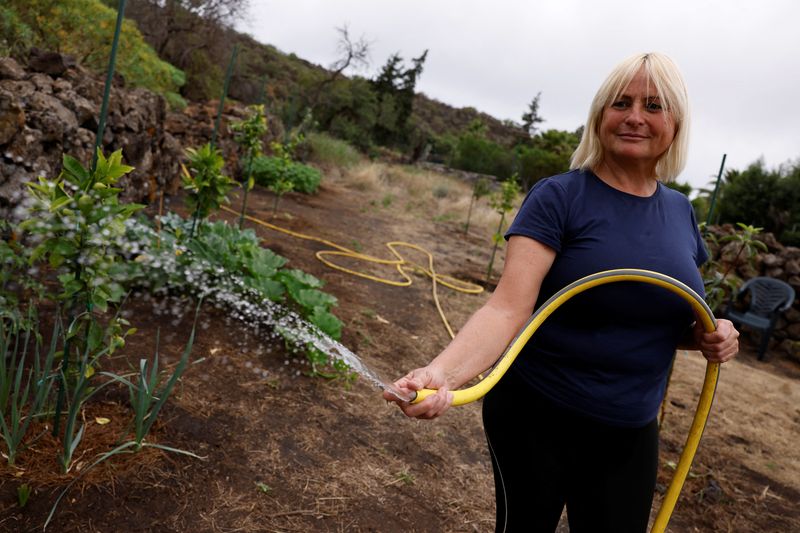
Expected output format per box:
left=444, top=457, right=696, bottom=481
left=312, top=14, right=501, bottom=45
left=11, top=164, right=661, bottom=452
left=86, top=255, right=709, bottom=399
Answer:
left=131, top=219, right=412, bottom=402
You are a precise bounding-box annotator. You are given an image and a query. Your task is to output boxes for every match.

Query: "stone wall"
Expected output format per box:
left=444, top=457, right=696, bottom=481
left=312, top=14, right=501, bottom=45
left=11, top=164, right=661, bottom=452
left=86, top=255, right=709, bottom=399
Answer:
left=0, top=51, right=279, bottom=220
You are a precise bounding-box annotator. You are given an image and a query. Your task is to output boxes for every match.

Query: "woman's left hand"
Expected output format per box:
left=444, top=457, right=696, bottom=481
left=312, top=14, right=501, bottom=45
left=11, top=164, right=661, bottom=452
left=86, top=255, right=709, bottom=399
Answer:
left=692, top=318, right=739, bottom=363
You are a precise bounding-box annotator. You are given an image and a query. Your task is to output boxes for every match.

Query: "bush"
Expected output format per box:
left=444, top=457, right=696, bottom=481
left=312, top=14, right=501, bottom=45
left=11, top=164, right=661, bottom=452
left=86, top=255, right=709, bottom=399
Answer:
left=4, top=0, right=184, bottom=99
left=307, top=132, right=361, bottom=168
left=0, top=6, right=32, bottom=57
left=250, top=156, right=322, bottom=194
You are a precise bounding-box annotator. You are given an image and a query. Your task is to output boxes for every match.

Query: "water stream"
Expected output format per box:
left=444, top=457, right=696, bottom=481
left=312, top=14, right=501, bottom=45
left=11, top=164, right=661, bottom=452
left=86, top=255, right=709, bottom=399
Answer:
left=135, top=229, right=413, bottom=402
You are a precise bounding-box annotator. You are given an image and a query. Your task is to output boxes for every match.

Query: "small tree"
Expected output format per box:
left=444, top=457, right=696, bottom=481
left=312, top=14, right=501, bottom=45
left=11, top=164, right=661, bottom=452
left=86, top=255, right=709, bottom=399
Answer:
left=231, top=104, right=268, bottom=228
left=464, top=177, right=491, bottom=235
left=182, top=143, right=236, bottom=238
left=486, top=174, right=521, bottom=283
left=268, top=140, right=297, bottom=217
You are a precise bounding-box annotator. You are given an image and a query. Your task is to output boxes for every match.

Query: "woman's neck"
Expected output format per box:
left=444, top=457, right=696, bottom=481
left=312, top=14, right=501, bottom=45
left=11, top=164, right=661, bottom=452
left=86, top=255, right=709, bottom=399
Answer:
left=593, top=160, right=658, bottom=197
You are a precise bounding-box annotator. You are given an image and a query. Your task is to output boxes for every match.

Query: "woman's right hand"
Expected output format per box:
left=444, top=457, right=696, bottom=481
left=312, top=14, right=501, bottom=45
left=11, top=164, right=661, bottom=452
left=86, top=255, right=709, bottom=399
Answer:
left=383, top=366, right=454, bottom=419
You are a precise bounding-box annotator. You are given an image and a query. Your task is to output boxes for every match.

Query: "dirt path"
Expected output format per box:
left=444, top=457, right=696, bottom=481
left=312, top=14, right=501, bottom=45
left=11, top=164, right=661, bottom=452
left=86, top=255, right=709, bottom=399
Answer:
left=2, top=166, right=799, bottom=532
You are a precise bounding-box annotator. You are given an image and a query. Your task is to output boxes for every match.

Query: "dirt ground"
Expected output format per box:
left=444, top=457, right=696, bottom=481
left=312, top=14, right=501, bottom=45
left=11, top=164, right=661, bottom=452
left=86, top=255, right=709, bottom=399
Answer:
left=1, top=165, right=799, bottom=532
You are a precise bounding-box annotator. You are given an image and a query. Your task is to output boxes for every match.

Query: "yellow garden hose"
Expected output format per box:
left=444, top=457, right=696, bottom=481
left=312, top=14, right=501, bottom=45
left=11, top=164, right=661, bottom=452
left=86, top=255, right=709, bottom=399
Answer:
left=411, top=268, right=719, bottom=533
left=221, top=205, right=484, bottom=339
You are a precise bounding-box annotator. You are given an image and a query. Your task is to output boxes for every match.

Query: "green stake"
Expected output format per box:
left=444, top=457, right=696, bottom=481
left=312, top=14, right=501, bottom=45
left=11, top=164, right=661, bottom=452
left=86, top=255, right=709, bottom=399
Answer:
left=92, top=0, right=127, bottom=172
left=705, top=153, right=727, bottom=227
left=211, top=44, right=240, bottom=148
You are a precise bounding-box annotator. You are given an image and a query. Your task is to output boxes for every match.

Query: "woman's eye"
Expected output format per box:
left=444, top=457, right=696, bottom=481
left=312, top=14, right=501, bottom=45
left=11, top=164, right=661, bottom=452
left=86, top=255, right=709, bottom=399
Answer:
left=611, top=100, right=629, bottom=109
left=646, top=101, right=663, bottom=111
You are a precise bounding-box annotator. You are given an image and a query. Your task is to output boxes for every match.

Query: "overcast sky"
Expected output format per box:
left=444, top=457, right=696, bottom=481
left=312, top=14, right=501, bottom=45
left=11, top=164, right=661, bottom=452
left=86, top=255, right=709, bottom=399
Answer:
left=238, top=0, right=800, bottom=193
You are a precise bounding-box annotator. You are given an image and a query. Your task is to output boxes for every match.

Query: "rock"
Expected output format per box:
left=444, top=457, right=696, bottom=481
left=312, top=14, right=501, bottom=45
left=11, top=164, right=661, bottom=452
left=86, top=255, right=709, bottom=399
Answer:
left=757, top=232, right=784, bottom=252
left=786, top=323, right=800, bottom=341
left=785, top=259, right=800, bottom=276
left=0, top=79, right=36, bottom=101
left=788, top=276, right=800, bottom=290
left=27, top=48, right=75, bottom=77
left=0, top=58, right=26, bottom=81
left=785, top=306, right=800, bottom=323
left=27, top=92, right=78, bottom=142
left=63, top=92, right=97, bottom=128
left=0, top=89, right=25, bottom=145
left=29, top=73, right=53, bottom=94
left=765, top=267, right=785, bottom=279
left=761, top=253, right=784, bottom=268
left=3, top=126, right=43, bottom=167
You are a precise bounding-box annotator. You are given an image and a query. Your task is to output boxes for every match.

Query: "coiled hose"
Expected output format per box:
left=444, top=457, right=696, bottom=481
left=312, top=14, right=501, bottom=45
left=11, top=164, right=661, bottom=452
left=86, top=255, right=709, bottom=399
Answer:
left=411, top=268, right=720, bottom=533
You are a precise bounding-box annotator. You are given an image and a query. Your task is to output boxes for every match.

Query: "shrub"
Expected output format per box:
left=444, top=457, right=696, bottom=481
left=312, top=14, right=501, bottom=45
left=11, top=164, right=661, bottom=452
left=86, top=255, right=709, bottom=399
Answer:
left=307, top=132, right=361, bottom=168
left=250, top=156, right=322, bottom=195
left=4, top=0, right=184, bottom=99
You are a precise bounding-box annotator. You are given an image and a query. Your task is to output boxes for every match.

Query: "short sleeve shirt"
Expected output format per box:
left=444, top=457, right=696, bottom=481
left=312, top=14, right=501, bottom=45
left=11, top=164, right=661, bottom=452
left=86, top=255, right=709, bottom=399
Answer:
left=505, top=169, right=708, bottom=427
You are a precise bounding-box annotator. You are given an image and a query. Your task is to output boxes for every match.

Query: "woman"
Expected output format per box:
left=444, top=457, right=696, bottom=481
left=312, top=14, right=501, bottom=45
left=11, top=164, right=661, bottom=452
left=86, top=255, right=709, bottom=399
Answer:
left=383, top=53, right=739, bottom=532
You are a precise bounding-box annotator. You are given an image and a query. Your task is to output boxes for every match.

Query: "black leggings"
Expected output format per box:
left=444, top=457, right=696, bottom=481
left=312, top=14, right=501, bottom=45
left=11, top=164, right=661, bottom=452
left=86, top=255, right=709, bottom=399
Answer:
left=482, top=371, right=659, bottom=533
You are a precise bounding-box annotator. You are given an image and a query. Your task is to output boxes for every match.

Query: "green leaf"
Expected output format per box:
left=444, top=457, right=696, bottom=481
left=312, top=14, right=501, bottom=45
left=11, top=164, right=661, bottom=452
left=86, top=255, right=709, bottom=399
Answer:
left=61, top=155, right=89, bottom=183
left=294, top=289, right=337, bottom=312
left=310, top=308, right=342, bottom=339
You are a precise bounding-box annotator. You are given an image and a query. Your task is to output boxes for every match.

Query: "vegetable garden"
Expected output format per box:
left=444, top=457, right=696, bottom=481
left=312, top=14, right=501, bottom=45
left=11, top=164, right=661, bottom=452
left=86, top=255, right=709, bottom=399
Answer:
left=1, top=2, right=799, bottom=532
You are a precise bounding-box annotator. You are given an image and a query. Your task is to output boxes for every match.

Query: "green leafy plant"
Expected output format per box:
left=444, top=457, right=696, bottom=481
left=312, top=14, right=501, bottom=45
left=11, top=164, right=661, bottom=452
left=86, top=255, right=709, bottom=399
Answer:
left=231, top=104, right=268, bottom=228
left=464, top=177, right=492, bottom=235
left=20, top=149, right=142, bottom=435
left=701, top=223, right=767, bottom=313
left=486, top=174, right=521, bottom=283
left=0, top=221, right=41, bottom=330
left=120, top=215, right=344, bottom=375
left=250, top=155, right=322, bottom=195
left=182, top=143, right=236, bottom=237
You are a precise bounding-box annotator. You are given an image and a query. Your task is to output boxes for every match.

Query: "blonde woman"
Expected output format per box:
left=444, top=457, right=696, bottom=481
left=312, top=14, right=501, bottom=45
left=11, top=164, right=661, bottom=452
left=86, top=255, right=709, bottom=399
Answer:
left=385, top=53, right=739, bottom=532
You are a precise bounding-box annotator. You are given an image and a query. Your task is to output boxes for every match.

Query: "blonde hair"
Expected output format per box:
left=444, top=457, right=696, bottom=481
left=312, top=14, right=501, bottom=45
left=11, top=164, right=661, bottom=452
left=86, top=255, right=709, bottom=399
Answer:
left=570, top=53, right=690, bottom=182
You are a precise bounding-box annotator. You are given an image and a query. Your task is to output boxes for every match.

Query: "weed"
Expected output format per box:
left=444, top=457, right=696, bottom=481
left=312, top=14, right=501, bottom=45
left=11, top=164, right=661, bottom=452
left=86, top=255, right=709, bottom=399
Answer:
left=255, top=481, right=272, bottom=494
left=17, top=483, right=31, bottom=508
left=392, top=468, right=415, bottom=485
left=381, top=194, right=393, bottom=208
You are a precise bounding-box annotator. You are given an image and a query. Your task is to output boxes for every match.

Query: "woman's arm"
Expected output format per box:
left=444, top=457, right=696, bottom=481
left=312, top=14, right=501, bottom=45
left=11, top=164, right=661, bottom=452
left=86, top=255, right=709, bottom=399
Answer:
left=384, top=235, right=556, bottom=419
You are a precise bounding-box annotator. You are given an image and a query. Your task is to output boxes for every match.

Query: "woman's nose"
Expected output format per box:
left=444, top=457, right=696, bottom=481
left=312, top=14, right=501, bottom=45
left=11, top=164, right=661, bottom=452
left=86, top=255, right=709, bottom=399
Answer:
left=624, top=103, right=646, bottom=125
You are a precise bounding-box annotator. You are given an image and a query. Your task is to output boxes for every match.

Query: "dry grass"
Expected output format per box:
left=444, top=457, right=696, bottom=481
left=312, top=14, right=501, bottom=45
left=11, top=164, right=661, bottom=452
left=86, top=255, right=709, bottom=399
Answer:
left=330, top=161, right=519, bottom=239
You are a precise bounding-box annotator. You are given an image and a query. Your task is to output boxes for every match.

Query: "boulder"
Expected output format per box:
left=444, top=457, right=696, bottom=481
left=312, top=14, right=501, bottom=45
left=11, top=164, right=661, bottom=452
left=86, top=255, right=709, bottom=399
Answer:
left=27, top=49, right=75, bottom=77
left=0, top=57, right=26, bottom=81
left=0, top=89, right=25, bottom=145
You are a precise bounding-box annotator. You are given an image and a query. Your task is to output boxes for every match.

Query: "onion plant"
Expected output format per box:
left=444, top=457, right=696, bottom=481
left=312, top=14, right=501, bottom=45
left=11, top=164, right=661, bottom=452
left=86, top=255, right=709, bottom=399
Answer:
left=0, top=316, right=57, bottom=465
left=45, top=309, right=202, bottom=531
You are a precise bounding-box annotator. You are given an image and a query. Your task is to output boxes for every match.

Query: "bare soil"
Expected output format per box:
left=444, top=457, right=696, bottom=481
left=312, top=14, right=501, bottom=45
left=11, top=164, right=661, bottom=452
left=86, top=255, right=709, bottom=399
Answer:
left=2, top=168, right=799, bottom=532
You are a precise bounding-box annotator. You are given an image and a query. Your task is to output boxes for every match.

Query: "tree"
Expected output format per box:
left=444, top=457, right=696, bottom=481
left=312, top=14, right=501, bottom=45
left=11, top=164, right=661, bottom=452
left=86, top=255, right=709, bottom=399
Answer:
left=521, top=92, right=544, bottom=136
left=309, top=25, right=370, bottom=109
left=110, top=0, right=249, bottom=100
left=371, top=50, right=428, bottom=146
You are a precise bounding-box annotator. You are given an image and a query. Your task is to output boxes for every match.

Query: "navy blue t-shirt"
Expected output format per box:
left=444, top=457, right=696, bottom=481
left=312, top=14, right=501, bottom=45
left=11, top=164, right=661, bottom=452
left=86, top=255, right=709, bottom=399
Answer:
left=505, top=169, right=708, bottom=427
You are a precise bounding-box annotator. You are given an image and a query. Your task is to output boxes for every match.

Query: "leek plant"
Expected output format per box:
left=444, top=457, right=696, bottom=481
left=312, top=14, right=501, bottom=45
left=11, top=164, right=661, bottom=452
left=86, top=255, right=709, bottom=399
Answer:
left=0, top=316, right=57, bottom=465
left=45, top=310, right=202, bottom=531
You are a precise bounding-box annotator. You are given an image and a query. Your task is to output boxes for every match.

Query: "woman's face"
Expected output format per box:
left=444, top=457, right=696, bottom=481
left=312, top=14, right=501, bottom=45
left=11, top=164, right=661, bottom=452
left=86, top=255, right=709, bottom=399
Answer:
left=598, top=69, right=676, bottom=170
